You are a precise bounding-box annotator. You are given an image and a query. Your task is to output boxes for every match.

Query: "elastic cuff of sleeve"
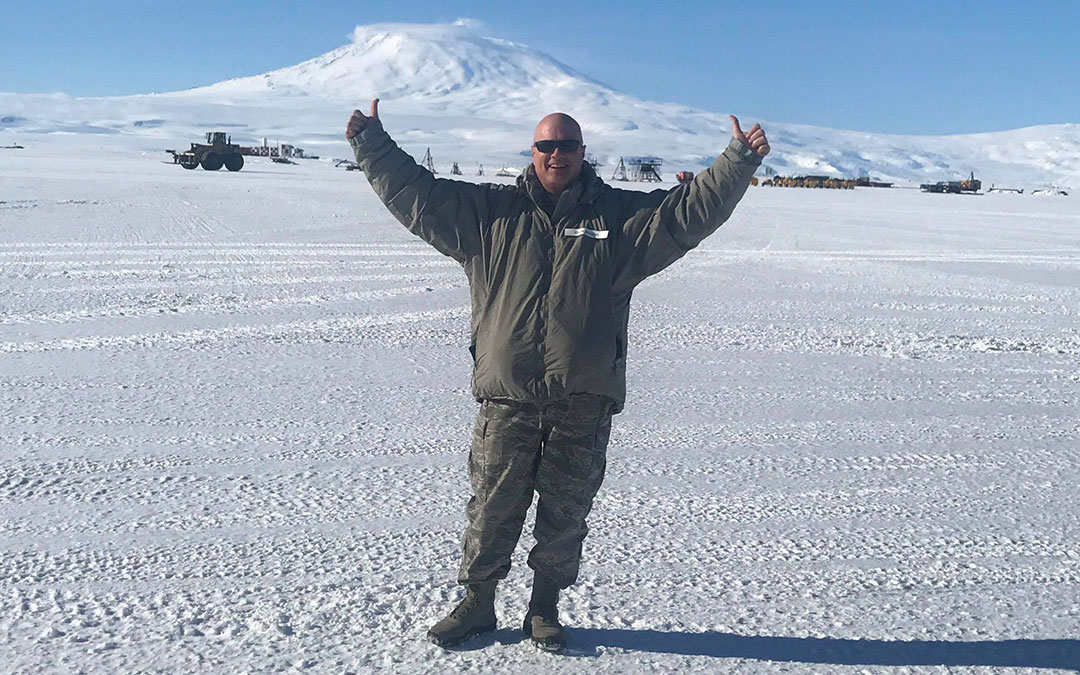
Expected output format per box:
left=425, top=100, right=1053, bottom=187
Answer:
left=727, top=137, right=762, bottom=165
left=363, top=119, right=385, bottom=141
left=349, top=119, right=387, bottom=150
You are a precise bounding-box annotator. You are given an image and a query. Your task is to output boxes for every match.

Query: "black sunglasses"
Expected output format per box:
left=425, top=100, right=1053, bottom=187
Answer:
left=533, top=139, right=582, bottom=153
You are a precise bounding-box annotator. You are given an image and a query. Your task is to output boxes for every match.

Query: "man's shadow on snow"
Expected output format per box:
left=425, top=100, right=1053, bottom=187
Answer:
left=564, top=629, right=1080, bottom=671
left=449, top=628, right=1078, bottom=670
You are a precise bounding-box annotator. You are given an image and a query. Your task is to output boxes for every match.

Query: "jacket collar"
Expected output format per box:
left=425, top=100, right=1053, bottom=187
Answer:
left=517, top=162, right=604, bottom=208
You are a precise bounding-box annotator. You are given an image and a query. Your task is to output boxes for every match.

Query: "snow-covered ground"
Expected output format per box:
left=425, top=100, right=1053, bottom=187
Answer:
left=2, top=139, right=1079, bottom=674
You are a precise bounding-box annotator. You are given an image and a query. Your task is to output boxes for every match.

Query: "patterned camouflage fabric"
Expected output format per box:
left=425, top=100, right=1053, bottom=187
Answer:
left=459, top=394, right=614, bottom=589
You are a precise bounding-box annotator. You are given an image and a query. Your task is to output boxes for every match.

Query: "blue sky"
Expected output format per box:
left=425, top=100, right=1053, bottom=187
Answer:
left=1, top=0, right=1077, bottom=135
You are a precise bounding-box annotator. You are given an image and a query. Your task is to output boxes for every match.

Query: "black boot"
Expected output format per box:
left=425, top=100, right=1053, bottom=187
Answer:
left=427, top=581, right=498, bottom=648
left=523, top=572, right=566, bottom=652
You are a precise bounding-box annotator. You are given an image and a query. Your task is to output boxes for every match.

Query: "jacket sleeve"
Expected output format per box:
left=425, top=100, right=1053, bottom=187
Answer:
left=612, top=137, right=761, bottom=294
left=349, top=120, right=483, bottom=264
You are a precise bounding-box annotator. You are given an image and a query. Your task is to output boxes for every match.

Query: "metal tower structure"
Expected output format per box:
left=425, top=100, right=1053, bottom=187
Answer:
left=421, top=148, right=437, bottom=174
left=628, top=157, right=663, bottom=182
left=611, top=157, right=628, bottom=181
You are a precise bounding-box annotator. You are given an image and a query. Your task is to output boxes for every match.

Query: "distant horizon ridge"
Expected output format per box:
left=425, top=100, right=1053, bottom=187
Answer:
left=0, top=20, right=1077, bottom=189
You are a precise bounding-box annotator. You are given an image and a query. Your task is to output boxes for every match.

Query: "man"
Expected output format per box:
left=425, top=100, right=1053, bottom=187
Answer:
left=345, top=101, right=769, bottom=652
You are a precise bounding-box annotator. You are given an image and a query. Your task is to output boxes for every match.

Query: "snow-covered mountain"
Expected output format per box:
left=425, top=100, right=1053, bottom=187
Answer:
left=182, top=21, right=612, bottom=109
left=1, top=19, right=1077, bottom=189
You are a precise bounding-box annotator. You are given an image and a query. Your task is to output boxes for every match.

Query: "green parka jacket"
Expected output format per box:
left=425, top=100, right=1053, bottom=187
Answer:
left=349, top=120, right=761, bottom=413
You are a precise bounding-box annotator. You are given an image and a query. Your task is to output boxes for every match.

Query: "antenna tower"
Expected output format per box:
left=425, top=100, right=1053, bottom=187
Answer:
left=611, top=157, right=628, bottom=181
left=421, top=148, right=437, bottom=173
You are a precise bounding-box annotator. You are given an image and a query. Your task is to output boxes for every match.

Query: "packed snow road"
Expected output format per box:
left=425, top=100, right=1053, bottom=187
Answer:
left=2, top=144, right=1079, bottom=673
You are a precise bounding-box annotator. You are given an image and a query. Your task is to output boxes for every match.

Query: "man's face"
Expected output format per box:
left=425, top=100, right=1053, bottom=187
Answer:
left=531, top=114, right=586, bottom=195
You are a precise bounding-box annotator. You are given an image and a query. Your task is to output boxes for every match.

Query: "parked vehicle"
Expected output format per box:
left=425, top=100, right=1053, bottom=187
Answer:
left=167, top=132, right=244, bottom=171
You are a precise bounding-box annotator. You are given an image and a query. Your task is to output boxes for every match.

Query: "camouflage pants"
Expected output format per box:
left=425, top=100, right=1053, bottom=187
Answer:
left=458, top=394, right=614, bottom=590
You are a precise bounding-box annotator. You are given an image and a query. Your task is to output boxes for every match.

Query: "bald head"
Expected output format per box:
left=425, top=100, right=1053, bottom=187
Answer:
left=531, top=112, right=587, bottom=195
left=533, top=113, right=583, bottom=144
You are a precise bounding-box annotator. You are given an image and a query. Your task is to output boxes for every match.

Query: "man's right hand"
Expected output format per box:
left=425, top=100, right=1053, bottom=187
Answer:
left=729, top=115, right=770, bottom=157
left=346, top=98, right=380, bottom=139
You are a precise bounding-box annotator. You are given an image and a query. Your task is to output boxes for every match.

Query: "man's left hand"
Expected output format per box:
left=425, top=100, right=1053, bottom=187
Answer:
left=730, top=115, right=770, bottom=157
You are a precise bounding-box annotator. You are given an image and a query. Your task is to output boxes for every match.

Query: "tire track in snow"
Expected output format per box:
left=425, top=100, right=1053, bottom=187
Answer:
left=1, top=464, right=463, bottom=538
left=613, top=420, right=1080, bottom=456
left=30, top=271, right=459, bottom=296
left=0, top=305, right=469, bottom=353
left=0, top=242, right=442, bottom=257
left=7, top=246, right=1079, bottom=265
left=5, top=421, right=1070, bottom=485
left=1, top=253, right=444, bottom=266
left=0, top=250, right=443, bottom=260
left=601, top=481, right=1070, bottom=528
left=692, top=249, right=1080, bottom=266
left=1, top=468, right=1065, bottom=539
left=0, top=249, right=46, bottom=278
left=0, top=279, right=466, bottom=326
left=2, top=259, right=456, bottom=282
left=0, top=242, right=430, bottom=249
left=589, top=558, right=1080, bottom=607
left=600, top=523, right=1080, bottom=569
left=628, top=319, right=1080, bottom=359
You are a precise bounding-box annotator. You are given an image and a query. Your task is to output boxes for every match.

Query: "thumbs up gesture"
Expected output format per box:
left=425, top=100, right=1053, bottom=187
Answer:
left=346, top=99, right=380, bottom=139
left=730, top=115, right=770, bottom=157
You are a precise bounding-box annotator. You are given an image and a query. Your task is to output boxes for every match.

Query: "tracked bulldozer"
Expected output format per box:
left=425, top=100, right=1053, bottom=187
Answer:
left=167, top=132, right=244, bottom=171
